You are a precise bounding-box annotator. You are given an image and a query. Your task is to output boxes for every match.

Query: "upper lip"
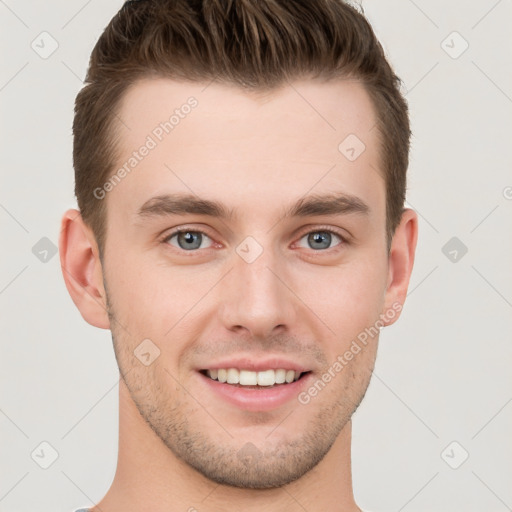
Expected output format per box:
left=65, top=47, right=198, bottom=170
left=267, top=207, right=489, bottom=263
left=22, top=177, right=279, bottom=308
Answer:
left=198, top=356, right=312, bottom=373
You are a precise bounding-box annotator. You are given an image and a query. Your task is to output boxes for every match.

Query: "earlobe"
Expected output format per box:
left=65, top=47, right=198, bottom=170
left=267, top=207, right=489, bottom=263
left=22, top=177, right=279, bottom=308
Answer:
left=59, top=209, right=110, bottom=329
left=382, top=208, right=418, bottom=326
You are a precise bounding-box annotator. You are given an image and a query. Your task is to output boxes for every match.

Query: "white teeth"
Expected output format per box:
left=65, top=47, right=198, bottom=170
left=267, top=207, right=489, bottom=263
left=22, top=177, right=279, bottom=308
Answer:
left=275, top=369, right=286, bottom=384
left=257, top=369, right=275, bottom=386
left=239, top=370, right=258, bottom=385
left=205, top=368, right=303, bottom=386
left=226, top=368, right=239, bottom=384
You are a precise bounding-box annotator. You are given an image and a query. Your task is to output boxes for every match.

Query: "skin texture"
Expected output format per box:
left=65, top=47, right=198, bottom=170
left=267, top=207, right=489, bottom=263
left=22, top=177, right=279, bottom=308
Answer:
left=60, top=78, right=418, bottom=512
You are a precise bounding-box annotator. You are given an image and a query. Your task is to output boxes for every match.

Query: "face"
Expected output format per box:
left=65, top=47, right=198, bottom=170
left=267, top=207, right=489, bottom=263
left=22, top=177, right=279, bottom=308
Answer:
left=101, top=77, right=394, bottom=488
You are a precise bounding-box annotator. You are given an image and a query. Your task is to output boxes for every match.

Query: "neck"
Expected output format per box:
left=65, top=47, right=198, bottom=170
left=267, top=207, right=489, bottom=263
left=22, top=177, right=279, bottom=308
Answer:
left=92, top=379, right=361, bottom=512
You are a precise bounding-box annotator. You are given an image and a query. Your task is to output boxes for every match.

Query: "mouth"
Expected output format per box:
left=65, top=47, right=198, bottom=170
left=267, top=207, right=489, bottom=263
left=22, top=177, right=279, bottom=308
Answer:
left=199, top=368, right=311, bottom=388
left=197, top=365, right=314, bottom=411
left=195, top=356, right=315, bottom=411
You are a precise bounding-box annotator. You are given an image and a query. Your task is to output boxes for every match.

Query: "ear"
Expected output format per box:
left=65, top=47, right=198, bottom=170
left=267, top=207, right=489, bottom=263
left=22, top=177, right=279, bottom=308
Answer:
left=381, top=208, right=418, bottom=326
left=59, top=209, right=110, bottom=329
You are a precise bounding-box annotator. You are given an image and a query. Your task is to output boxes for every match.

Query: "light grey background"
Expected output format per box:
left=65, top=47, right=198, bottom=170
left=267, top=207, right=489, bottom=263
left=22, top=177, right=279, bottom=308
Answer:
left=1, top=1, right=511, bottom=511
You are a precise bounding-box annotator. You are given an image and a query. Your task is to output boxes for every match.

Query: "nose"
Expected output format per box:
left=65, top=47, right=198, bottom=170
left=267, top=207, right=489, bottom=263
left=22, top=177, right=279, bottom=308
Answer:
left=218, top=242, right=297, bottom=339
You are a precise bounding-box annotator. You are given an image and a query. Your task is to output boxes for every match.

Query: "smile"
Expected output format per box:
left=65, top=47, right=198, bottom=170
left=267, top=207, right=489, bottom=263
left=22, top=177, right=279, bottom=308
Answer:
left=201, top=368, right=309, bottom=387
left=197, top=366, right=313, bottom=411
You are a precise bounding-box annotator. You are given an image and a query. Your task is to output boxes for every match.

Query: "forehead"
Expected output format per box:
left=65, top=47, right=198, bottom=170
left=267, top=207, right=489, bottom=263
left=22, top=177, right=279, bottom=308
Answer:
left=116, top=77, right=378, bottom=151
left=107, top=77, right=384, bottom=223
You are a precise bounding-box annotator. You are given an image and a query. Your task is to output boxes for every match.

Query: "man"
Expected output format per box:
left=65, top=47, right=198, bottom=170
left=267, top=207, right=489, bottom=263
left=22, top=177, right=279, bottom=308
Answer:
left=60, top=0, right=417, bottom=511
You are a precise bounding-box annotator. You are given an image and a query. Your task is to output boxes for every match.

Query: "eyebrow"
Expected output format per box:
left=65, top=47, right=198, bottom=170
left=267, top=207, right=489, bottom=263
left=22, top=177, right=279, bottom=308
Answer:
left=136, top=192, right=369, bottom=221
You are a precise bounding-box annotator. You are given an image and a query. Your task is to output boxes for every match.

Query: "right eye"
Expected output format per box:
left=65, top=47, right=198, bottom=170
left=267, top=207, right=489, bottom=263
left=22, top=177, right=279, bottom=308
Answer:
left=163, top=229, right=215, bottom=251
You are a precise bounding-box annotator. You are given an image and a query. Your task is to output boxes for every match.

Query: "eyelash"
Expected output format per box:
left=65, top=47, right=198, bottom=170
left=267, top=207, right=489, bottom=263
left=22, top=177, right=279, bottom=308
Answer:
left=160, top=225, right=349, bottom=255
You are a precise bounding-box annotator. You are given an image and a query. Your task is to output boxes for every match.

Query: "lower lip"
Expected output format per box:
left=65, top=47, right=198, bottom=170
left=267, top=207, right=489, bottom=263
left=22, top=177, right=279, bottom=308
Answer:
left=197, top=371, right=313, bottom=412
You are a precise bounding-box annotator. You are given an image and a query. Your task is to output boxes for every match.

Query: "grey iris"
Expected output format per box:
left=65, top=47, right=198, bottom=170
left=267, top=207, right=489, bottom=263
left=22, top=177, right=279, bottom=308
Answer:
left=178, top=231, right=203, bottom=250
left=308, top=231, right=332, bottom=250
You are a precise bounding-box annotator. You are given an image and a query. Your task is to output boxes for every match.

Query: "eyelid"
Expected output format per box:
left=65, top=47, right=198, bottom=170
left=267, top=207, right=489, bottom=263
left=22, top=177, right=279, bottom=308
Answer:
left=293, top=225, right=350, bottom=245
left=159, top=224, right=350, bottom=253
left=160, top=225, right=219, bottom=248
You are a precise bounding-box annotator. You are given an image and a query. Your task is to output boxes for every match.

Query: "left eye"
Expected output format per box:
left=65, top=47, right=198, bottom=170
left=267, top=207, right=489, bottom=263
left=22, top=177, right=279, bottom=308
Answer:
left=297, top=230, right=343, bottom=251
left=166, top=230, right=213, bottom=251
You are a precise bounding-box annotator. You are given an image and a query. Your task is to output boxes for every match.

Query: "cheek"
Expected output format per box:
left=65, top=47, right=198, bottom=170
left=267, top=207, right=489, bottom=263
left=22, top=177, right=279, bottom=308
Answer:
left=104, top=251, right=222, bottom=348
left=105, top=234, right=388, bottom=348
left=292, top=257, right=388, bottom=334
left=103, top=252, right=177, bottom=333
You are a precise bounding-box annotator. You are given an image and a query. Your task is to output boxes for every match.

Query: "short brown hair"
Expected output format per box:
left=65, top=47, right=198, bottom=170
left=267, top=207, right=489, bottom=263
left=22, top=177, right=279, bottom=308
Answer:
left=73, top=0, right=410, bottom=255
